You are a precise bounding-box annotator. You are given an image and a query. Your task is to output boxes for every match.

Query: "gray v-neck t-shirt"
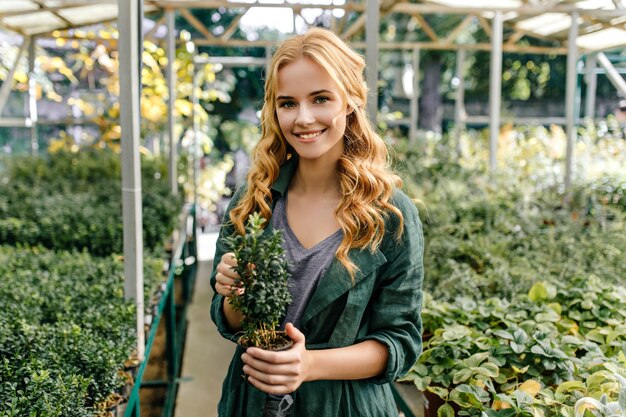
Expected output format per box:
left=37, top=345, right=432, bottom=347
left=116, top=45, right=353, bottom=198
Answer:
left=271, top=193, right=343, bottom=329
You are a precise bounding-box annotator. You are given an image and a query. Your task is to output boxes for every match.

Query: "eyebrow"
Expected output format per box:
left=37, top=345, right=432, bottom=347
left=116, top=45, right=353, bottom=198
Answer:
left=276, top=89, right=333, bottom=100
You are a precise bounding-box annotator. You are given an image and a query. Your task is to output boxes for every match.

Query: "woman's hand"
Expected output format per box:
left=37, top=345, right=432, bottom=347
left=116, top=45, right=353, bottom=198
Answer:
left=241, top=323, right=312, bottom=394
left=214, top=252, right=244, bottom=298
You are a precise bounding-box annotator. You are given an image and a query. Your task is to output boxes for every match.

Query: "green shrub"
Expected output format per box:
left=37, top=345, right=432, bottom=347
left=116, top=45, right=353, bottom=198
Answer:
left=0, top=151, right=182, bottom=255
left=401, top=279, right=626, bottom=417
left=0, top=246, right=163, bottom=416
left=393, top=131, right=626, bottom=300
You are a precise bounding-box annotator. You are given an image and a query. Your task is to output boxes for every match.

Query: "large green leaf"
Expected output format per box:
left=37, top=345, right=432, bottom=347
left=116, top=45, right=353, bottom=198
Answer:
left=437, top=403, right=455, bottom=417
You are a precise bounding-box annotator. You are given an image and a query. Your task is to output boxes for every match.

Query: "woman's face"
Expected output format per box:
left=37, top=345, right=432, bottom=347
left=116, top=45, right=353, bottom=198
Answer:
left=275, top=57, right=352, bottom=163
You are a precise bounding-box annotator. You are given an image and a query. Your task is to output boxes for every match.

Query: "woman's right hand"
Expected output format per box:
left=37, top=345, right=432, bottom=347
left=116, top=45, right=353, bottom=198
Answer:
left=215, top=252, right=244, bottom=298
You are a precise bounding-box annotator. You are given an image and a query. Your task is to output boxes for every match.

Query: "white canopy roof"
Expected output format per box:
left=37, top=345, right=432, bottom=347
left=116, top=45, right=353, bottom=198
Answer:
left=1, top=0, right=626, bottom=53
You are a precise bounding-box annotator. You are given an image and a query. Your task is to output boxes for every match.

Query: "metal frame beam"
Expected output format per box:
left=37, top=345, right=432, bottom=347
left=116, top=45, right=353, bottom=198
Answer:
left=565, top=11, right=579, bottom=191
left=409, top=47, right=420, bottom=144
left=0, top=38, right=29, bottom=116
left=191, top=37, right=570, bottom=54
left=166, top=9, right=178, bottom=196
left=585, top=53, right=598, bottom=119
left=118, top=0, right=146, bottom=361
left=31, top=0, right=73, bottom=27
left=180, top=8, right=215, bottom=41
left=454, top=48, right=466, bottom=133
left=28, top=36, right=38, bottom=155
left=365, top=0, right=380, bottom=122
left=488, top=11, right=503, bottom=172
left=0, top=3, right=85, bottom=18
left=597, top=52, right=626, bottom=97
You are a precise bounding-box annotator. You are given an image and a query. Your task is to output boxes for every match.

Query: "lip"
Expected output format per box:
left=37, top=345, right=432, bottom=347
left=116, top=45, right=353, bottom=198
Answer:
left=293, top=129, right=326, bottom=143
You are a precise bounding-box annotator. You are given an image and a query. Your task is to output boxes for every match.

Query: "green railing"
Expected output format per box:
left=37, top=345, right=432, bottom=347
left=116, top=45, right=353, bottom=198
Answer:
left=123, top=204, right=198, bottom=417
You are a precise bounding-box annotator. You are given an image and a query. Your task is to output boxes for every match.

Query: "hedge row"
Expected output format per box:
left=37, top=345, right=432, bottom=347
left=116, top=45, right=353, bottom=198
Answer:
left=0, top=150, right=182, bottom=256
left=0, top=246, right=163, bottom=417
left=0, top=150, right=181, bottom=416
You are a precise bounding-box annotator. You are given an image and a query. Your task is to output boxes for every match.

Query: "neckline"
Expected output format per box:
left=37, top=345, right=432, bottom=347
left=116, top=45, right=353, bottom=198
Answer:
left=282, top=194, right=342, bottom=252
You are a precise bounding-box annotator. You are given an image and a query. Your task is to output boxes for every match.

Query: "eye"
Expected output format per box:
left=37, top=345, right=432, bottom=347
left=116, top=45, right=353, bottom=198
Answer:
left=314, top=96, right=330, bottom=104
left=278, top=101, right=297, bottom=108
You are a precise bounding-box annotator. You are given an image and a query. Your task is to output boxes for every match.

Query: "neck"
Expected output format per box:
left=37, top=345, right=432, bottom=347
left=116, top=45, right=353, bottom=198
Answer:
left=290, top=158, right=341, bottom=197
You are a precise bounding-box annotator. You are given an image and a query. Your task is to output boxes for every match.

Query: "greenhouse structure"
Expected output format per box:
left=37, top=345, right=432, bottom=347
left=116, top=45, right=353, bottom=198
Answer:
left=0, top=0, right=625, bottom=416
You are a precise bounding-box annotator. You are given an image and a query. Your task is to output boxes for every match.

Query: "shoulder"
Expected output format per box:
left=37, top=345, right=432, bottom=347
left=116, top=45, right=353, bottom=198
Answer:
left=387, top=188, right=422, bottom=228
left=380, top=188, right=424, bottom=255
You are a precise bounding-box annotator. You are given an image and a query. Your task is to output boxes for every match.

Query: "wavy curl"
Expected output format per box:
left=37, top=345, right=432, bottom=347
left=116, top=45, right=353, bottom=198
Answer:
left=229, top=28, right=403, bottom=278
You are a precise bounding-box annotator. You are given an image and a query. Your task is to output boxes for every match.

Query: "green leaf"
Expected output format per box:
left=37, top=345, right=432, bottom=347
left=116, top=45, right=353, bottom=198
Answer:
left=433, top=364, right=446, bottom=375
left=453, top=368, right=475, bottom=384
left=414, top=364, right=429, bottom=376
left=493, top=330, right=514, bottom=340
left=477, top=362, right=500, bottom=378
left=413, top=376, right=432, bottom=391
left=585, top=330, right=605, bottom=344
left=449, top=388, right=473, bottom=408
left=528, top=282, right=550, bottom=302
left=511, top=342, right=525, bottom=354
left=455, top=384, right=491, bottom=404
left=556, top=381, right=586, bottom=394
left=618, top=389, right=626, bottom=415
left=427, top=386, right=450, bottom=399
left=606, top=327, right=626, bottom=344
left=535, top=309, right=560, bottom=323
left=466, top=352, right=490, bottom=368
left=442, top=325, right=472, bottom=341
left=438, top=403, right=455, bottom=417
left=512, top=328, right=529, bottom=344
left=548, top=302, right=562, bottom=314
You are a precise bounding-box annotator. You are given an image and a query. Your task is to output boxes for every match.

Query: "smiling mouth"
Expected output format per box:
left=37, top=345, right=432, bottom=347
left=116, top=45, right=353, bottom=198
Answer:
left=295, top=129, right=325, bottom=140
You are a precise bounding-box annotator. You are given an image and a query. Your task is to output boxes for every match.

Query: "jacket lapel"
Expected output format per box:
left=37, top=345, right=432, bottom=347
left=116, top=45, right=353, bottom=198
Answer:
left=266, top=156, right=388, bottom=330
left=300, top=246, right=387, bottom=329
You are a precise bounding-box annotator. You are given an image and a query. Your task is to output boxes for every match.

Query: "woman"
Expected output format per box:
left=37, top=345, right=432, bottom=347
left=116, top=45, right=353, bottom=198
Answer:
left=210, top=27, right=424, bottom=417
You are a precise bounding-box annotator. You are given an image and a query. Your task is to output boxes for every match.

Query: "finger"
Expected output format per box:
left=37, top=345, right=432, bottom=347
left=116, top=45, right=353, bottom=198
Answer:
left=246, top=375, right=292, bottom=396
left=217, top=270, right=244, bottom=291
left=242, top=364, right=293, bottom=384
left=285, top=323, right=305, bottom=345
left=242, top=359, right=296, bottom=376
left=244, top=349, right=295, bottom=366
left=217, top=262, right=240, bottom=280
left=222, top=252, right=238, bottom=266
left=215, top=274, right=242, bottom=297
left=221, top=285, right=244, bottom=297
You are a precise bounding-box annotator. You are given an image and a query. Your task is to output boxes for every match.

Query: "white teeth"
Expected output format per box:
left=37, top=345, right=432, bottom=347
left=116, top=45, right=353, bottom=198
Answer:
left=298, top=131, right=322, bottom=139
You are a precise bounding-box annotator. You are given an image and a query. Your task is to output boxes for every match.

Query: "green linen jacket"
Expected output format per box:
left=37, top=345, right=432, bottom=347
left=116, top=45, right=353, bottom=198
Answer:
left=210, top=157, right=424, bottom=417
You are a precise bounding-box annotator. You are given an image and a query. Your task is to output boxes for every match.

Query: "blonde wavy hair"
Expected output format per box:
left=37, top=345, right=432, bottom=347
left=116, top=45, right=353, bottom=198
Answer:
left=229, top=27, right=403, bottom=278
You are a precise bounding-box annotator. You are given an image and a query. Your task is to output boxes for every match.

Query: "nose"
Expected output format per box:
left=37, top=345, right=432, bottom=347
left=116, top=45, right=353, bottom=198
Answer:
left=295, top=104, right=315, bottom=127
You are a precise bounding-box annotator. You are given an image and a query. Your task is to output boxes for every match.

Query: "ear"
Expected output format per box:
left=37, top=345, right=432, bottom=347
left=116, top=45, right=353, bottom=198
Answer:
left=346, top=105, right=355, bottom=115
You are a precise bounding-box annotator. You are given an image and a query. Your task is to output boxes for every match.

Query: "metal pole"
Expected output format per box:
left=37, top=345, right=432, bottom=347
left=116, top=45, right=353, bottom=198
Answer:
left=265, top=45, right=272, bottom=76
left=454, top=48, right=466, bottom=155
left=565, top=12, right=579, bottom=191
left=597, top=52, right=626, bottom=97
left=585, top=53, right=597, bottom=119
left=488, top=11, right=503, bottom=172
left=191, top=51, right=199, bottom=213
left=166, top=9, right=178, bottom=196
left=409, top=47, right=420, bottom=144
left=28, top=36, right=38, bottom=155
left=365, top=0, right=379, bottom=124
left=0, top=39, right=28, bottom=116
left=118, top=0, right=145, bottom=361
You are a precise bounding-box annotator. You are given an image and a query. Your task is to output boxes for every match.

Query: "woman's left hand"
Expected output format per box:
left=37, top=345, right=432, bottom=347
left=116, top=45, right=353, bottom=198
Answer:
left=241, top=323, right=312, bottom=394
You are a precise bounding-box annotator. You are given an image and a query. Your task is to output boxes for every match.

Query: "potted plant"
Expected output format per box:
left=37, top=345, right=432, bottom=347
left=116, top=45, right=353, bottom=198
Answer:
left=224, top=212, right=293, bottom=351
